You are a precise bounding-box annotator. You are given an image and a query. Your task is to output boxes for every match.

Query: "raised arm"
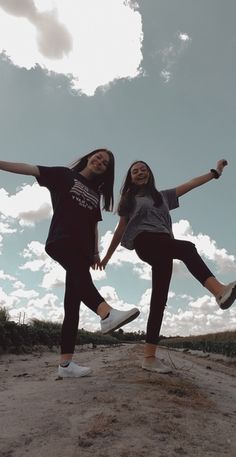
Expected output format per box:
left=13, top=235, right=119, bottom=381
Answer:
left=100, top=216, right=127, bottom=269
left=0, top=160, right=40, bottom=177
left=176, top=159, right=228, bottom=197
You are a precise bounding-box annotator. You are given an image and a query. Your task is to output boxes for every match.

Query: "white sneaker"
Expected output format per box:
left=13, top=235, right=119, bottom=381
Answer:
left=100, top=307, right=140, bottom=334
left=58, top=361, right=92, bottom=378
left=142, top=357, right=172, bottom=374
left=216, top=281, right=236, bottom=310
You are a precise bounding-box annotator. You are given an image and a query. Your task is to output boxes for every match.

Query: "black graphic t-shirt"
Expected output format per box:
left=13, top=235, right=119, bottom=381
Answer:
left=36, top=166, right=102, bottom=259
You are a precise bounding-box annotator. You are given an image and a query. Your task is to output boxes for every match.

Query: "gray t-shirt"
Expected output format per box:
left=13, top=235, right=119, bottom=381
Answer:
left=121, top=188, right=179, bottom=250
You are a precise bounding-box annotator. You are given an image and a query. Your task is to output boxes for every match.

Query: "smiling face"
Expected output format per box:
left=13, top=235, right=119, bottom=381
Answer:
left=130, top=162, right=150, bottom=186
left=87, top=150, right=110, bottom=175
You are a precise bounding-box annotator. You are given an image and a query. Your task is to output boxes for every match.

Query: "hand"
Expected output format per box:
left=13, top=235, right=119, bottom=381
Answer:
left=91, top=254, right=101, bottom=270
left=216, top=159, right=228, bottom=176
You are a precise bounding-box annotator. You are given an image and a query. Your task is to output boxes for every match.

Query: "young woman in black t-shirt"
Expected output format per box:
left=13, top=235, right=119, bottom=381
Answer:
left=0, top=149, right=140, bottom=378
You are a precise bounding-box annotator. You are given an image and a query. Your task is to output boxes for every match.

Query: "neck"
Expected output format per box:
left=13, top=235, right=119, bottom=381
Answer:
left=135, top=185, right=149, bottom=196
left=79, top=167, right=94, bottom=180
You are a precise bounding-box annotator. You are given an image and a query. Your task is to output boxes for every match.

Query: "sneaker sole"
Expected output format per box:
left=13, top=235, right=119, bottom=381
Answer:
left=58, top=369, right=92, bottom=378
left=101, top=309, right=140, bottom=334
left=142, top=365, right=172, bottom=374
left=220, top=284, right=236, bottom=310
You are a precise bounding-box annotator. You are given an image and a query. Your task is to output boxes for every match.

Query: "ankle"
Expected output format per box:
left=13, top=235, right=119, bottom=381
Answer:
left=204, top=277, right=226, bottom=297
left=60, top=353, right=73, bottom=364
left=60, top=360, right=71, bottom=367
left=144, top=343, right=157, bottom=358
left=97, top=301, right=112, bottom=319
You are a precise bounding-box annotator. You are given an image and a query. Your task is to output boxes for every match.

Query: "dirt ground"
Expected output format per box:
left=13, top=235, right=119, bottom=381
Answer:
left=0, top=343, right=235, bottom=457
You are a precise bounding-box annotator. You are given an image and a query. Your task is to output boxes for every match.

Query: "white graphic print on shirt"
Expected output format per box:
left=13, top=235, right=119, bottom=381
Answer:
left=70, top=179, right=99, bottom=210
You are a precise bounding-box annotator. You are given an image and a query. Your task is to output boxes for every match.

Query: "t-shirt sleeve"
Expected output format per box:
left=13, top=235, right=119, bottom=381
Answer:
left=161, top=188, right=179, bottom=210
left=36, top=166, right=74, bottom=192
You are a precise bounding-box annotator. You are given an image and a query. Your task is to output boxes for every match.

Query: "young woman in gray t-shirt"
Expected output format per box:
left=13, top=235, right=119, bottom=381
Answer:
left=101, top=159, right=236, bottom=374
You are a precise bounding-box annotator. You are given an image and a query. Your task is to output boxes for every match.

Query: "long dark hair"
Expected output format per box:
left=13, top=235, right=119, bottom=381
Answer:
left=71, top=149, right=114, bottom=211
left=118, top=161, right=163, bottom=216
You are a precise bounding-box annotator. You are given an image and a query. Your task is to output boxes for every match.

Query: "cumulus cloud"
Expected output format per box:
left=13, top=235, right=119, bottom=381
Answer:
left=10, top=288, right=39, bottom=299
left=159, top=31, right=192, bottom=83
left=0, top=0, right=143, bottom=95
left=173, top=219, right=236, bottom=274
left=100, top=230, right=141, bottom=266
left=13, top=280, right=25, bottom=289
left=0, top=184, right=51, bottom=227
left=13, top=292, right=63, bottom=323
left=0, top=286, right=19, bottom=308
left=162, top=295, right=236, bottom=337
left=0, top=218, right=17, bottom=252
left=0, top=269, right=16, bottom=281
left=0, top=0, right=72, bottom=59
left=0, top=220, right=16, bottom=234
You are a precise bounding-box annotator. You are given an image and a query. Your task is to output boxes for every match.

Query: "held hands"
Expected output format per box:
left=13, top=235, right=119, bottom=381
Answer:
left=91, top=254, right=110, bottom=270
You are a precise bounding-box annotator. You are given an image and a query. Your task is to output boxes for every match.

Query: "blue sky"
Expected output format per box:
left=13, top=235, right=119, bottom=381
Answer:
left=0, top=0, right=235, bottom=336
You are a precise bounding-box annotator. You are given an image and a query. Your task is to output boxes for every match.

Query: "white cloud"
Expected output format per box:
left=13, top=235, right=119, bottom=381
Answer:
left=160, top=70, right=171, bottom=83
left=21, top=240, right=48, bottom=259
left=0, top=270, right=16, bottom=281
left=178, top=33, right=191, bottom=42
left=100, top=230, right=141, bottom=266
left=0, top=286, right=19, bottom=308
left=173, top=219, right=236, bottom=274
left=4, top=290, right=64, bottom=323
left=0, top=218, right=17, bottom=252
left=0, top=219, right=17, bottom=234
left=0, top=184, right=51, bottom=227
left=13, top=280, right=25, bottom=289
left=0, top=0, right=72, bottom=59
left=133, top=263, right=151, bottom=280
left=159, top=31, right=192, bottom=83
left=22, top=293, right=62, bottom=323
left=41, top=263, right=65, bottom=289
left=0, top=0, right=143, bottom=95
left=10, top=288, right=39, bottom=299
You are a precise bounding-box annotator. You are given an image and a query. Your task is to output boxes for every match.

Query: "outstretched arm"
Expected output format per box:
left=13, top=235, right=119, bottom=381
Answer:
left=0, top=161, right=40, bottom=177
left=100, top=216, right=127, bottom=269
left=176, top=159, right=228, bottom=197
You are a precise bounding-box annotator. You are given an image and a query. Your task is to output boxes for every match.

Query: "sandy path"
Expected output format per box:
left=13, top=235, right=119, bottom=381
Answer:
left=0, top=344, right=235, bottom=457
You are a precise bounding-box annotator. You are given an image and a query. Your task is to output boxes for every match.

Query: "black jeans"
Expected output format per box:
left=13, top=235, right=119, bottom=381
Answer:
left=48, top=240, right=104, bottom=354
left=134, top=232, right=214, bottom=345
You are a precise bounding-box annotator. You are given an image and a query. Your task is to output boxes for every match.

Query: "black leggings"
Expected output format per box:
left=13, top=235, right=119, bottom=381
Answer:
left=134, top=232, right=214, bottom=345
left=47, top=240, right=104, bottom=354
